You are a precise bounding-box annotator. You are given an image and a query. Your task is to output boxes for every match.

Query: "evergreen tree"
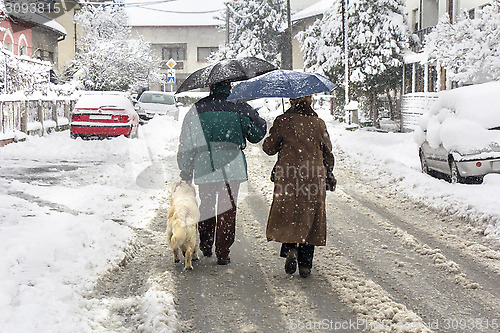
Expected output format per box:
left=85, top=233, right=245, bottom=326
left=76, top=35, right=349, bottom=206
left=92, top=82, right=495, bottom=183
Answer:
left=69, top=3, right=161, bottom=91
left=298, top=0, right=409, bottom=123
left=211, top=0, right=286, bottom=67
left=424, top=0, right=500, bottom=85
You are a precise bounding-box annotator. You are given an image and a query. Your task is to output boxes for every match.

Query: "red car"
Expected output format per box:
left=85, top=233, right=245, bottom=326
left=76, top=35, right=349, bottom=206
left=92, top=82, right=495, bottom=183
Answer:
left=70, top=92, right=139, bottom=139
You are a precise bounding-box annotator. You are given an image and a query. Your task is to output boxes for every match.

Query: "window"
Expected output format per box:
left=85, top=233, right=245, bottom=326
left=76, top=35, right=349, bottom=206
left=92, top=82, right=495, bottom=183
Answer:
left=197, top=47, right=218, bottom=62
left=3, top=40, right=13, bottom=53
left=468, top=8, right=475, bottom=19
left=18, top=34, right=28, bottom=56
left=162, top=44, right=187, bottom=61
left=3, top=29, right=14, bottom=53
left=19, top=45, right=26, bottom=56
left=162, top=44, right=186, bottom=69
left=35, top=49, right=54, bottom=63
left=139, top=93, right=175, bottom=105
left=412, top=8, right=419, bottom=32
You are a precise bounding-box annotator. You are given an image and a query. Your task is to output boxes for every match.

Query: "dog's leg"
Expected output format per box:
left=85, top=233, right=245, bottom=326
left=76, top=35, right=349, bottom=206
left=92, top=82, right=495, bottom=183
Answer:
left=192, top=240, right=200, bottom=261
left=192, top=224, right=200, bottom=261
left=173, top=247, right=181, bottom=263
left=184, top=244, right=194, bottom=270
left=171, top=235, right=181, bottom=263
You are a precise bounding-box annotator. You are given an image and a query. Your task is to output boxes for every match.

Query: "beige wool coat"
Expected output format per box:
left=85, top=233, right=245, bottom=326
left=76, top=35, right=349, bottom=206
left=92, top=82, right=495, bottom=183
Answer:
left=263, top=103, right=334, bottom=246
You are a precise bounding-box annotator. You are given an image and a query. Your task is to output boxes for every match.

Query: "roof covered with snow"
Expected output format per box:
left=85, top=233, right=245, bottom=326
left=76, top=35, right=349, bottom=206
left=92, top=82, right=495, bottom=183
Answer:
left=125, top=0, right=226, bottom=27
left=8, top=12, right=66, bottom=35
left=292, top=0, right=334, bottom=22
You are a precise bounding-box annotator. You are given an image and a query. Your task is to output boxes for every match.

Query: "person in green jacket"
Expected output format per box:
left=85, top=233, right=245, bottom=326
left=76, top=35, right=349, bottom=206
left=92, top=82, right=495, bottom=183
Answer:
left=177, top=81, right=266, bottom=265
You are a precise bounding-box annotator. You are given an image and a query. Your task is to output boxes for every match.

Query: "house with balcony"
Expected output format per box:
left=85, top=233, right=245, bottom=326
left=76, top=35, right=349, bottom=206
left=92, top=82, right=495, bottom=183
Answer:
left=400, top=0, right=491, bottom=131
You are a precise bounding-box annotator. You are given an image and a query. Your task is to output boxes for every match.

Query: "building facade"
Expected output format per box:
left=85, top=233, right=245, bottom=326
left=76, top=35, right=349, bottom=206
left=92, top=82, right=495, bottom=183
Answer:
left=402, top=0, right=491, bottom=94
left=126, top=0, right=226, bottom=92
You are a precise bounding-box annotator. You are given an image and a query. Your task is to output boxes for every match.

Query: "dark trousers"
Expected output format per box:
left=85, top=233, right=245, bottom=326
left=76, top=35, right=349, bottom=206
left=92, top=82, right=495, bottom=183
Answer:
left=198, top=182, right=240, bottom=259
left=280, top=243, right=315, bottom=269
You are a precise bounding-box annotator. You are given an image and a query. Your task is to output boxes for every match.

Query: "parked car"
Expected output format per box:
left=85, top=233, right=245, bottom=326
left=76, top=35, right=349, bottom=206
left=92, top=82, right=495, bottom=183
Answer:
left=136, top=91, right=179, bottom=121
left=415, top=81, right=500, bottom=183
left=70, top=91, right=139, bottom=139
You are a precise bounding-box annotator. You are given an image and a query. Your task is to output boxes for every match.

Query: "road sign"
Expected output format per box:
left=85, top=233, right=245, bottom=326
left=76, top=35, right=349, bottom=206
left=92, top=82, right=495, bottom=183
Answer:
left=166, top=58, right=177, bottom=69
left=167, top=69, right=175, bottom=84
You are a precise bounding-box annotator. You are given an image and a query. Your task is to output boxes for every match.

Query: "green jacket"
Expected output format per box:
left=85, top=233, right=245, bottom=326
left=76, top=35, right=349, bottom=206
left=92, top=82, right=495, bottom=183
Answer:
left=177, top=93, right=266, bottom=184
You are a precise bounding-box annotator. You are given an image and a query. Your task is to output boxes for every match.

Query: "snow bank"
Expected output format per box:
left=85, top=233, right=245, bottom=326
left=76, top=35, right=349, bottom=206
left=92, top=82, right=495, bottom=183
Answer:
left=0, top=210, right=132, bottom=332
left=329, top=125, right=500, bottom=235
left=0, top=113, right=183, bottom=332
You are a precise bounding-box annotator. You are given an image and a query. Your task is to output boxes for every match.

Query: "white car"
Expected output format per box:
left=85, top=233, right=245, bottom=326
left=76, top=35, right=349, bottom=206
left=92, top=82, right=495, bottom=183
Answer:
left=415, top=81, right=500, bottom=183
left=136, top=91, right=179, bottom=121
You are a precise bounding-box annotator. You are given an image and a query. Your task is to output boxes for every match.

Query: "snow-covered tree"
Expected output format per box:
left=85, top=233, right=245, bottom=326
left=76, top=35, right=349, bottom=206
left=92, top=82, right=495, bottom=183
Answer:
left=69, top=3, right=162, bottom=91
left=210, top=0, right=286, bottom=67
left=297, top=0, right=409, bottom=121
left=0, top=50, right=51, bottom=95
left=424, top=0, right=500, bottom=85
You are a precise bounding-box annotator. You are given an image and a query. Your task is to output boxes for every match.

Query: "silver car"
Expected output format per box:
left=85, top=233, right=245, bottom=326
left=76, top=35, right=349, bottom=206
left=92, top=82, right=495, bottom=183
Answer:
left=136, top=91, right=179, bottom=121
left=419, top=141, right=500, bottom=183
left=416, top=81, right=500, bottom=184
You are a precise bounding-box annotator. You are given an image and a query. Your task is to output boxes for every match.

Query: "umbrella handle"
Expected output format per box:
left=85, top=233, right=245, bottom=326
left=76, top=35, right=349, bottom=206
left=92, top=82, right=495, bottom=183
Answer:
left=282, top=98, right=285, bottom=113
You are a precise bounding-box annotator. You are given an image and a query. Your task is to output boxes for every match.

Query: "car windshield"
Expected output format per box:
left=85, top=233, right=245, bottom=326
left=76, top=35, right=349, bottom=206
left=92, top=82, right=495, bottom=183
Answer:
left=139, top=93, right=175, bottom=105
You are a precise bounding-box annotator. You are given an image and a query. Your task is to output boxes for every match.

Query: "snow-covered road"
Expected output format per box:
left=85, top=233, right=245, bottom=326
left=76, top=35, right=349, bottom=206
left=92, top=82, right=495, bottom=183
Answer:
left=0, top=101, right=499, bottom=332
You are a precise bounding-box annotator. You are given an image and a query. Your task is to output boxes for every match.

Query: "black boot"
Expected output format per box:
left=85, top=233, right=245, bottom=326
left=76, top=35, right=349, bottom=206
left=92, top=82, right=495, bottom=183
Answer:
left=285, top=248, right=298, bottom=274
left=299, top=266, right=311, bottom=278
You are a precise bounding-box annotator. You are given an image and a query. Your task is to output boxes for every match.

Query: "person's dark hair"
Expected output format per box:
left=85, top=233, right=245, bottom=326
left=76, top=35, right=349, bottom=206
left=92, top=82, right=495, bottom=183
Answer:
left=210, top=81, right=232, bottom=95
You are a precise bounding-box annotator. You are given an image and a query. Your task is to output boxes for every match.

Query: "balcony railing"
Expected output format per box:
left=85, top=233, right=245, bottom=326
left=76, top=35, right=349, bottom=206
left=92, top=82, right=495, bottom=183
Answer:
left=411, top=26, right=435, bottom=52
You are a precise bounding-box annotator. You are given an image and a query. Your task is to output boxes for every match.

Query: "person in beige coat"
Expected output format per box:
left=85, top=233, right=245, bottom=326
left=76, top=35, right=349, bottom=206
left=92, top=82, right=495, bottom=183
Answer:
left=263, top=95, right=335, bottom=277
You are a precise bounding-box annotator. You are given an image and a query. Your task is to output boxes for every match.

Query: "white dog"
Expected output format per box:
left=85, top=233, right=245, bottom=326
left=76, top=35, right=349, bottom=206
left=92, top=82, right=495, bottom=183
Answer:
left=167, top=180, right=200, bottom=270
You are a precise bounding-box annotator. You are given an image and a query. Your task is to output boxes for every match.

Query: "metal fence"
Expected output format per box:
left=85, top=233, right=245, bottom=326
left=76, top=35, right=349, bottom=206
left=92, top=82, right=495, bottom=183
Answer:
left=0, top=98, right=76, bottom=140
left=400, top=92, right=439, bottom=132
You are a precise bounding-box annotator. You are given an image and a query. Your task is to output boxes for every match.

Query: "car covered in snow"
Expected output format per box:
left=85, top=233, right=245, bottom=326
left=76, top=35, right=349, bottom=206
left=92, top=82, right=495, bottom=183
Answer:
left=136, top=91, right=179, bottom=121
left=415, top=81, right=500, bottom=183
left=70, top=91, right=139, bottom=139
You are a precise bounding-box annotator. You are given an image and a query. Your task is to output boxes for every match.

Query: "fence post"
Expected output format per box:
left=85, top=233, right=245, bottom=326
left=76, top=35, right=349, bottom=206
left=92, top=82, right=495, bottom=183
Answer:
left=0, top=102, right=3, bottom=134
left=52, top=101, right=58, bottom=130
left=37, top=101, right=44, bottom=136
left=64, top=101, right=70, bottom=120
left=21, top=101, right=28, bottom=133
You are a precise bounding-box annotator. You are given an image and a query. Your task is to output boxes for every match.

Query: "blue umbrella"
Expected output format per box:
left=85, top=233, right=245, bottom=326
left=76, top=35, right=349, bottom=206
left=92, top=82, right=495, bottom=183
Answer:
left=227, top=69, right=336, bottom=101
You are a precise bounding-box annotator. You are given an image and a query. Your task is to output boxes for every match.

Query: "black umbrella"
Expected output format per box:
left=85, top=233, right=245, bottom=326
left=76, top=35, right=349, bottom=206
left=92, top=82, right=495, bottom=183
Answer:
left=175, top=57, right=276, bottom=94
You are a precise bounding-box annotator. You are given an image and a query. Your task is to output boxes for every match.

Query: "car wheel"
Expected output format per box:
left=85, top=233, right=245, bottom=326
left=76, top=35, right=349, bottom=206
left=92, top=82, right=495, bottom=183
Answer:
left=449, top=158, right=463, bottom=184
left=419, top=149, right=429, bottom=174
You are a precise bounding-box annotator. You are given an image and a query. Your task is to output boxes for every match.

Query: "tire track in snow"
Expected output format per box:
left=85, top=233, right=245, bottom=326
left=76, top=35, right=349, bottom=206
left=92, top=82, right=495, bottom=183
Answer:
left=321, top=159, right=500, bottom=331
left=334, top=189, right=480, bottom=290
